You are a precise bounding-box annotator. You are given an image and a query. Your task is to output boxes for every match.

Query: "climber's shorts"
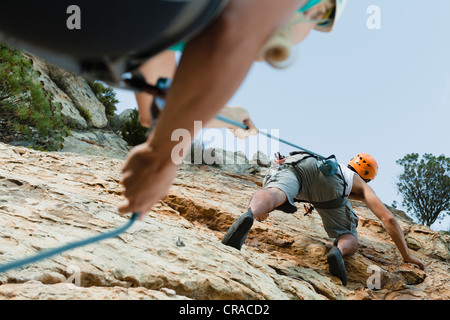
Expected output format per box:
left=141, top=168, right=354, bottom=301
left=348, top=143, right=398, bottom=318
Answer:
left=262, top=164, right=358, bottom=239
left=315, top=202, right=359, bottom=239
left=262, top=165, right=300, bottom=213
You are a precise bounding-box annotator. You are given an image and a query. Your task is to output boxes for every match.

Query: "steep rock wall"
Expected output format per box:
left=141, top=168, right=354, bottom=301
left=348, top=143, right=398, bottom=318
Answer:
left=0, top=143, right=448, bottom=300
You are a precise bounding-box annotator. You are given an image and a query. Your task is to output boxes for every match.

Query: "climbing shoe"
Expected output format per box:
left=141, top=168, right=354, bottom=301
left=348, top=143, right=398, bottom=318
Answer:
left=327, top=246, right=348, bottom=286
left=222, top=209, right=254, bottom=250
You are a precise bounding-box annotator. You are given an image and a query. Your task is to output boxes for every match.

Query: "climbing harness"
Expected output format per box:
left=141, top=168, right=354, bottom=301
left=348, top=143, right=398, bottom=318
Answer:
left=283, top=151, right=349, bottom=210
left=0, top=213, right=140, bottom=274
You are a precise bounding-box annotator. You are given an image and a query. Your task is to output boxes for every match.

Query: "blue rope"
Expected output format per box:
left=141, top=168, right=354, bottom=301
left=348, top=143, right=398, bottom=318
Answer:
left=0, top=213, right=139, bottom=273
left=215, top=114, right=326, bottom=160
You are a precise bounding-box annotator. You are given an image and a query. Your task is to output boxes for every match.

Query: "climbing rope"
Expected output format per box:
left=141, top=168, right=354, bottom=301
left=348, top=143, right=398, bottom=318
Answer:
left=215, top=114, right=327, bottom=160
left=0, top=213, right=139, bottom=273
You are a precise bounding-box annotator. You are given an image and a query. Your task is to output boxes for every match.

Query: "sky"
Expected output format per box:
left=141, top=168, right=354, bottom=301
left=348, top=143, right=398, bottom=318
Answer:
left=114, top=0, right=450, bottom=231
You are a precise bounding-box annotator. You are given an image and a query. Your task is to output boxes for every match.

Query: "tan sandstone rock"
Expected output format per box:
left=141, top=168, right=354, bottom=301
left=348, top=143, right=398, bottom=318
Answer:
left=0, top=143, right=448, bottom=300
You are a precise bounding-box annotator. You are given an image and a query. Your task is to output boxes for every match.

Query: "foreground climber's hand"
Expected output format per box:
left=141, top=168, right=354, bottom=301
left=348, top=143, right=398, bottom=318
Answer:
left=118, top=142, right=178, bottom=218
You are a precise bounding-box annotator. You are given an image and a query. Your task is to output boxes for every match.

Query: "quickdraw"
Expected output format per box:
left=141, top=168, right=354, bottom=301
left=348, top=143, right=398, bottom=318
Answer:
left=303, top=204, right=315, bottom=216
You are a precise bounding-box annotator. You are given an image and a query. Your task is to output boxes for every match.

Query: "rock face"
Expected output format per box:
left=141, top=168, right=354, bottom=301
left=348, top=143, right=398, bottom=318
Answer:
left=31, top=56, right=108, bottom=129
left=252, top=151, right=272, bottom=168
left=1, top=53, right=129, bottom=155
left=0, top=142, right=448, bottom=300
left=57, top=71, right=108, bottom=129
left=30, top=56, right=89, bottom=129
left=185, top=146, right=261, bottom=175
left=61, top=130, right=130, bottom=160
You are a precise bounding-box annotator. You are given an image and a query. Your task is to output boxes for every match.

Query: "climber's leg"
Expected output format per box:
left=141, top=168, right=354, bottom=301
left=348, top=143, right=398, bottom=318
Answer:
left=222, top=188, right=286, bottom=250
left=249, top=188, right=287, bottom=222
left=335, top=233, right=358, bottom=257
left=327, top=234, right=358, bottom=286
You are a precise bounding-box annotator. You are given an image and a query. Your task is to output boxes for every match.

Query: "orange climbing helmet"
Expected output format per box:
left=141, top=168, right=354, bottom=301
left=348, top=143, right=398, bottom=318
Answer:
left=348, top=153, right=378, bottom=182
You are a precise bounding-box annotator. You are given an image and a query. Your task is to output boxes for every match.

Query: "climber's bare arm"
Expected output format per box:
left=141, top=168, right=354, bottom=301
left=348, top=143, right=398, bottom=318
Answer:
left=147, top=0, right=311, bottom=154
left=350, top=175, right=425, bottom=270
left=119, top=0, right=313, bottom=215
left=134, top=53, right=258, bottom=138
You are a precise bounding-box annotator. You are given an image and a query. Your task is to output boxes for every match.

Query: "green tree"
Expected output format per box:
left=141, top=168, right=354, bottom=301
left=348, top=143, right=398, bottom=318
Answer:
left=120, top=109, right=147, bottom=146
left=87, top=80, right=118, bottom=125
left=396, top=153, right=450, bottom=227
left=0, top=44, right=69, bottom=150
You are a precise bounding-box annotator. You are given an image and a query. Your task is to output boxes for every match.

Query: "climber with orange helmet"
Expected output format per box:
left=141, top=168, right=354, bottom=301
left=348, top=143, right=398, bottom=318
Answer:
left=222, top=152, right=425, bottom=286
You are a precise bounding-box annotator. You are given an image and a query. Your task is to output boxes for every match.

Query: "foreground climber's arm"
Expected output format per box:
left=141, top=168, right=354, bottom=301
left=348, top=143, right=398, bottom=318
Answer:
left=135, top=52, right=258, bottom=138
left=118, top=0, right=315, bottom=215
left=350, top=175, right=425, bottom=270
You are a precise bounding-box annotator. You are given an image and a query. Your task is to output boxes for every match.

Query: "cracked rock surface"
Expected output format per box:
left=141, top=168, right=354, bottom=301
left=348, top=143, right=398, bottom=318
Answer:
left=0, top=143, right=448, bottom=300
